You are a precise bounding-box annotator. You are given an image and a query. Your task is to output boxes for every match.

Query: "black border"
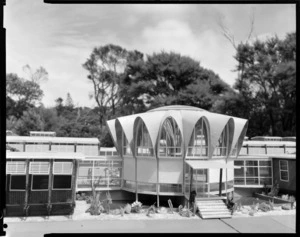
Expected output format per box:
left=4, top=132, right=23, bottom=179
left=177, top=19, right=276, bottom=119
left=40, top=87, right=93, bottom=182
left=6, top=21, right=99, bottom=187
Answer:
left=1, top=0, right=299, bottom=236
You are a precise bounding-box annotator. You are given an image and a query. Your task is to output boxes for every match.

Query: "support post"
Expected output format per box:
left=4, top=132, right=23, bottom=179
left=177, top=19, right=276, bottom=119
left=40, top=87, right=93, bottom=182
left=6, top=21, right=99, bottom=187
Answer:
left=219, top=168, right=223, bottom=197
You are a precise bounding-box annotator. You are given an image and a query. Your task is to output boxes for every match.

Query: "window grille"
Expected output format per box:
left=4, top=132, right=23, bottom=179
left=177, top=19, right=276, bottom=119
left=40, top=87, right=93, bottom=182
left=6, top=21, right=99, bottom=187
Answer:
left=279, top=160, right=289, bottom=182
left=53, top=162, right=73, bottom=175
left=6, top=161, right=27, bottom=174
left=29, top=162, right=50, bottom=174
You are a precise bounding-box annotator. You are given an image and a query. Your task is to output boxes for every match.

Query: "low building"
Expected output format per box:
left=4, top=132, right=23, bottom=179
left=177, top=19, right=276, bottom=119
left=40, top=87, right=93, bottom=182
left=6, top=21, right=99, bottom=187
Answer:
left=5, top=151, right=84, bottom=217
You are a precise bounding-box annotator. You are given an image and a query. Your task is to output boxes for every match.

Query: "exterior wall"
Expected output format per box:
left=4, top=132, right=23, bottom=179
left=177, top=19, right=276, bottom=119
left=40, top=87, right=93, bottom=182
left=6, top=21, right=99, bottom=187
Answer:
left=136, top=158, right=157, bottom=183
left=123, top=157, right=135, bottom=181
left=272, top=159, right=296, bottom=193
left=5, top=159, right=78, bottom=217
left=158, top=159, right=183, bottom=183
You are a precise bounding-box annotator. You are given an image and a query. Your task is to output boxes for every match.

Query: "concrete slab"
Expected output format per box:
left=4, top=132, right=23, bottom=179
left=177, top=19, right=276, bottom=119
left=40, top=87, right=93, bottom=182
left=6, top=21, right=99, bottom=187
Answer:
left=6, top=219, right=237, bottom=236
left=223, top=215, right=296, bottom=233
left=269, top=215, right=296, bottom=231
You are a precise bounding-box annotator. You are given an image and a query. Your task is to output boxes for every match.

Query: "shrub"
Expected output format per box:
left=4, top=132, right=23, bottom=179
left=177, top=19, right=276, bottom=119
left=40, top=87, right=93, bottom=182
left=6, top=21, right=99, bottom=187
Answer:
left=131, top=201, right=142, bottom=213
left=124, top=203, right=131, bottom=214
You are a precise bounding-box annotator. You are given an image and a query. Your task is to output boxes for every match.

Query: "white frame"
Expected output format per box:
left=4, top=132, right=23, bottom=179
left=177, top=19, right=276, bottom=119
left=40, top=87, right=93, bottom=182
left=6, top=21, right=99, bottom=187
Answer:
left=186, top=118, right=209, bottom=159
left=29, top=162, right=50, bottom=174
left=31, top=174, right=49, bottom=191
left=233, top=159, right=273, bottom=187
left=158, top=117, right=183, bottom=159
left=53, top=162, right=73, bottom=175
left=135, top=120, right=154, bottom=158
left=279, top=160, right=289, bottom=182
left=10, top=174, right=27, bottom=191
left=52, top=174, right=72, bottom=190
left=6, top=161, right=27, bottom=174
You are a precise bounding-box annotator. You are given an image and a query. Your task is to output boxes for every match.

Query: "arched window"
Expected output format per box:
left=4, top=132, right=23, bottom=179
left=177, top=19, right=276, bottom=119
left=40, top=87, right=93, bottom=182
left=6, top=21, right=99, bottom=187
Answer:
left=186, top=118, right=208, bottom=158
left=122, top=130, right=132, bottom=156
left=213, top=123, right=229, bottom=157
left=135, top=120, right=154, bottom=157
left=158, top=117, right=182, bottom=158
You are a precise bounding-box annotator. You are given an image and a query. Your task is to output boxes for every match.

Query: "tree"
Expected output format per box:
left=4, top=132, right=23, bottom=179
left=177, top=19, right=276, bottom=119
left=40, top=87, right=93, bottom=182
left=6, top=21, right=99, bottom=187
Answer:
left=22, top=64, right=49, bottom=84
left=232, top=32, right=296, bottom=136
left=65, top=92, right=74, bottom=108
left=6, top=73, right=44, bottom=118
left=83, top=44, right=143, bottom=129
left=15, top=108, right=43, bottom=135
left=119, top=51, right=233, bottom=114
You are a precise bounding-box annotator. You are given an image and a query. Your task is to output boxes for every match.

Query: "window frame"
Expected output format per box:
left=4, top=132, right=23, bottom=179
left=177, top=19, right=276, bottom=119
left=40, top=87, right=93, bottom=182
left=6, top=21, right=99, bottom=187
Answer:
left=10, top=174, right=27, bottom=191
left=52, top=174, right=72, bottom=190
left=158, top=117, right=183, bottom=158
left=135, top=120, right=154, bottom=158
left=186, top=118, right=209, bottom=159
left=279, top=160, right=289, bottom=182
left=31, top=174, right=49, bottom=191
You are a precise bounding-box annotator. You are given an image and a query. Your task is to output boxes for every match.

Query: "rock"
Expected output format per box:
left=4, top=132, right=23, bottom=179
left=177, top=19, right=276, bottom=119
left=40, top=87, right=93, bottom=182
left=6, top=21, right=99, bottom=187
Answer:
left=243, top=206, right=251, bottom=211
left=249, top=210, right=256, bottom=216
left=241, top=209, right=249, bottom=214
left=282, top=204, right=292, bottom=210
left=124, top=203, right=131, bottom=214
left=273, top=206, right=282, bottom=211
left=160, top=207, right=168, bottom=214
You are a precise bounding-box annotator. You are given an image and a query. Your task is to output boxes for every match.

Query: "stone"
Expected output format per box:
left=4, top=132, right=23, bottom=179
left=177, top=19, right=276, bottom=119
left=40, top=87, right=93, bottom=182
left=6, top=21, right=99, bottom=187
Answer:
left=282, top=204, right=292, bottom=210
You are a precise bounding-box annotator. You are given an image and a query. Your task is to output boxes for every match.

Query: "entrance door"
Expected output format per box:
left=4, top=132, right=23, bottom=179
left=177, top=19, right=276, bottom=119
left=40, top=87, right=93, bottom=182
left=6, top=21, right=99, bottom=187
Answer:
left=191, top=169, right=208, bottom=198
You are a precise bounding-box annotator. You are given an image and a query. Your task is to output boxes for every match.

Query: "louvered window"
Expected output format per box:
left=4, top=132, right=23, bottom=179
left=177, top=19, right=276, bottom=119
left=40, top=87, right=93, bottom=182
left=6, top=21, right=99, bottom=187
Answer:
left=29, top=162, right=50, bottom=174
left=53, top=162, right=73, bottom=175
left=6, top=162, right=27, bottom=174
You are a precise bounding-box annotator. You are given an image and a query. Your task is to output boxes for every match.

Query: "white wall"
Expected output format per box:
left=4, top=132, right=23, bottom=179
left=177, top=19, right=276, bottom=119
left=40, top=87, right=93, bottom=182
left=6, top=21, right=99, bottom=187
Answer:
left=123, top=157, right=135, bottom=181
left=137, top=158, right=157, bottom=183
left=158, top=159, right=183, bottom=183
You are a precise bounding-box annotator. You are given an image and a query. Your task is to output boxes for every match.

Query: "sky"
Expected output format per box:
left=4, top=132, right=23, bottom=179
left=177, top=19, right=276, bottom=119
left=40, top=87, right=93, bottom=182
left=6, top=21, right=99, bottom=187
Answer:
left=4, top=2, right=296, bottom=108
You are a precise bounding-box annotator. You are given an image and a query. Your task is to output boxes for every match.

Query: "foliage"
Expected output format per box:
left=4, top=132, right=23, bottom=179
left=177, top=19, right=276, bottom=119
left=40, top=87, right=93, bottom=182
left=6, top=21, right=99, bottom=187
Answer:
left=232, top=32, right=296, bottom=136
left=131, top=201, right=143, bottom=213
left=6, top=73, right=43, bottom=119
left=119, top=51, right=233, bottom=114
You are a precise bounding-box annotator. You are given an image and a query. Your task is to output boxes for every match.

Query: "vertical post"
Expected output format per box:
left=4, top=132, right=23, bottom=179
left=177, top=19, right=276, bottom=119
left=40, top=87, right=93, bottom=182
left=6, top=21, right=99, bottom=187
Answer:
left=246, top=144, right=249, bottom=155
left=74, top=143, right=77, bottom=153
left=23, top=142, right=26, bottom=152
left=49, top=142, right=52, bottom=151
left=48, top=159, right=53, bottom=215
left=135, top=157, right=138, bottom=201
left=24, top=160, right=30, bottom=207
left=264, top=144, right=267, bottom=154
left=219, top=168, right=223, bottom=197
left=71, top=160, right=77, bottom=207
left=92, top=160, right=94, bottom=190
left=283, top=144, right=286, bottom=154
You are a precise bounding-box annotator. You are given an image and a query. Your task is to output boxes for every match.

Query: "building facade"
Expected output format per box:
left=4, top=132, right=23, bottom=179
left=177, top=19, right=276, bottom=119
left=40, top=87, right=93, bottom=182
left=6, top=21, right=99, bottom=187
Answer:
left=106, top=105, right=248, bottom=205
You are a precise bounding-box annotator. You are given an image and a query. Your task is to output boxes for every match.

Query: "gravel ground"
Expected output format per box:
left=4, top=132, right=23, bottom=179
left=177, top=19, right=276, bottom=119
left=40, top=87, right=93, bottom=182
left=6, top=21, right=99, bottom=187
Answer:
left=4, top=200, right=295, bottom=223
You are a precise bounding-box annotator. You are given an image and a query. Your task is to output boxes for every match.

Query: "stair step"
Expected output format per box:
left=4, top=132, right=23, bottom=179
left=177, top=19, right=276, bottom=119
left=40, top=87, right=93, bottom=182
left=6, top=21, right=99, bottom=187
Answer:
left=201, top=214, right=232, bottom=219
left=198, top=208, right=230, bottom=211
left=200, top=211, right=231, bottom=215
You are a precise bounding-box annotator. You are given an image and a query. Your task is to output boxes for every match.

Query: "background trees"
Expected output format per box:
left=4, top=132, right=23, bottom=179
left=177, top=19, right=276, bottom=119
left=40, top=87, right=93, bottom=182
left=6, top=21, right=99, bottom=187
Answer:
left=232, top=33, right=296, bottom=136
left=6, top=33, right=296, bottom=145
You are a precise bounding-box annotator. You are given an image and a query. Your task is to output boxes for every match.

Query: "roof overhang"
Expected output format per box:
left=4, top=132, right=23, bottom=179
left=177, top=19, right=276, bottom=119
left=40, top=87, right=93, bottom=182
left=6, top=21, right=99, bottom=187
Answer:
left=6, top=151, right=85, bottom=160
left=185, top=160, right=241, bottom=169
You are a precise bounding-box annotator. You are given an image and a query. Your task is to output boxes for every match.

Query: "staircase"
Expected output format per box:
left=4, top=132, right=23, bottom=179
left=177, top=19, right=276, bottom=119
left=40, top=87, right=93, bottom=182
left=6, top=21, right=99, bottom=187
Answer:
left=196, top=198, right=232, bottom=219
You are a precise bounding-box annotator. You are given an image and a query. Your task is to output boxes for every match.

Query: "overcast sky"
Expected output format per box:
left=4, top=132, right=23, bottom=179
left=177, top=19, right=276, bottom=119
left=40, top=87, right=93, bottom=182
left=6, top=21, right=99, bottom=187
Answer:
left=5, top=2, right=296, bottom=108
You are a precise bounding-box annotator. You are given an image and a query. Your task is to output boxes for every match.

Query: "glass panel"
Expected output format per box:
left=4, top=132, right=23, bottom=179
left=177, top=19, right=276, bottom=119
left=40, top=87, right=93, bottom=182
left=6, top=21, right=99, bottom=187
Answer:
left=246, top=178, right=259, bottom=185
left=234, top=178, right=245, bottom=185
left=234, top=160, right=244, bottom=166
left=280, top=171, right=289, bottom=181
left=186, top=118, right=208, bottom=158
left=245, top=167, right=258, bottom=177
left=259, top=167, right=272, bottom=177
left=32, top=175, right=49, bottom=190
left=109, top=179, right=121, bottom=187
left=234, top=167, right=244, bottom=177
left=260, top=178, right=272, bottom=185
left=245, top=160, right=258, bottom=166
left=53, top=175, right=72, bottom=189
left=160, top=184, right=182, bottom=193
left=259, top=160, right=271, bottom=166
left=10, top=175, right=26, bottom=190
left=280, top=161, right=288, bottom=170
